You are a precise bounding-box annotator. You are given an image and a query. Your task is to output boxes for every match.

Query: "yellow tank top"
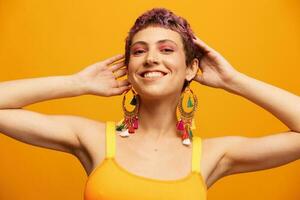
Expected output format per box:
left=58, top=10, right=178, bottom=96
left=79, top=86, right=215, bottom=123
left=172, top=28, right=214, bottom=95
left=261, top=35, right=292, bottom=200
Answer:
left=84, top=121, right=207, bottom=200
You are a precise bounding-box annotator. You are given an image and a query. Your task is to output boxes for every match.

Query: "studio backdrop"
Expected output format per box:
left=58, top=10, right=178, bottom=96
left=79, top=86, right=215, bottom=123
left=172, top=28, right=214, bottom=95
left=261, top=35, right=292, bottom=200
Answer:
left=0, top=0, right=299, bottom=199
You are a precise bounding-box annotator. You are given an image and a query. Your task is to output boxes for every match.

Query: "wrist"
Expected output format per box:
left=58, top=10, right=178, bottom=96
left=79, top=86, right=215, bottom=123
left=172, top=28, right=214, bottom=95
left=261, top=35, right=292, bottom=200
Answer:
left=68, top=74, right=89, bottom=96
left=222, top=71, right=248, bottom=95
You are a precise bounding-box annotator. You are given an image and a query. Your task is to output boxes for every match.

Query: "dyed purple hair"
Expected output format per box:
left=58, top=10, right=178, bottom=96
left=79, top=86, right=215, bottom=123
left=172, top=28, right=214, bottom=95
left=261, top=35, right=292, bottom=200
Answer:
left=124, top=7, right=204, bottom=91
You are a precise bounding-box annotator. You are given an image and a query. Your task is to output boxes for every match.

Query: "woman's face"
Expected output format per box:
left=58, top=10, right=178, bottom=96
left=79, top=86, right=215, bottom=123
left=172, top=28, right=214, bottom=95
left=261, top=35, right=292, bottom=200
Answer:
left=127, top=26, right=191, bottom=99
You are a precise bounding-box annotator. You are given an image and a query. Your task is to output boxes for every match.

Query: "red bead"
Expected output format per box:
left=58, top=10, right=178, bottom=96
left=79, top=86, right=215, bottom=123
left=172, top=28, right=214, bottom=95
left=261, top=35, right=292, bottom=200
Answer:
left=176, top=120, right=184, bottom=131
left=133, top=118, right=138, bottom=129
left=128, top=126, right=135, bottom=133
left=182, top=129, right=189, bottom=139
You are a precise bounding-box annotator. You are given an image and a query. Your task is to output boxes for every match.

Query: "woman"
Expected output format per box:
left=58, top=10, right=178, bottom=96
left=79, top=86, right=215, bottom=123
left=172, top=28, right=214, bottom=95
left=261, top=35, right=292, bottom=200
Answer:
left=0, top=7, right=299, bottom=200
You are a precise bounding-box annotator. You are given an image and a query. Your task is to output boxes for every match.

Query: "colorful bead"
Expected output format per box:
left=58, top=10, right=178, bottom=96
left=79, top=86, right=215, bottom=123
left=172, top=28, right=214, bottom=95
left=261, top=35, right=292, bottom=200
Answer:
left=128, top=126, right=135, bottom=133
left=182, top=138, right=191, bottom=145
left=188, top=129, right=193, bottom=138
left=176, top=119, right=184, bottom=131
left=187, top=95, right=193, bottom=108
left=119, top=129, right=130, bottom=137
left=133, top=117, right=138, bottom=129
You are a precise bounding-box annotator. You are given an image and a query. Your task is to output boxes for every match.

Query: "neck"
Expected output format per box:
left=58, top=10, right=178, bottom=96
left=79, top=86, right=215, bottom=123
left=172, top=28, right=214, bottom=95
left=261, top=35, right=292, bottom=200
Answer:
left=135, top=93, right=181, bottom=143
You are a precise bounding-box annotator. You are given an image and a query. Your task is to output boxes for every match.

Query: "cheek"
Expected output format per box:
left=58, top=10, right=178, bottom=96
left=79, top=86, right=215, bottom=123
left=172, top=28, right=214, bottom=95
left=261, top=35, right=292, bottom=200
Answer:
left=127, top=59, right=137, bottom=74
left=128, top=56, right=142, bottom=69
left=126, top=64, right=139, bottom=84
left=165, top=56, right=186, bottom=75
left=127, top=68, right=134, bottom=80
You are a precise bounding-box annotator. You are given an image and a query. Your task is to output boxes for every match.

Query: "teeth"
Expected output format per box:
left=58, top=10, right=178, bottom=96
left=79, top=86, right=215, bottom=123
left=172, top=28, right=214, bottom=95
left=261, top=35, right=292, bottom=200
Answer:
left=144, top=71, right=165, bottom=78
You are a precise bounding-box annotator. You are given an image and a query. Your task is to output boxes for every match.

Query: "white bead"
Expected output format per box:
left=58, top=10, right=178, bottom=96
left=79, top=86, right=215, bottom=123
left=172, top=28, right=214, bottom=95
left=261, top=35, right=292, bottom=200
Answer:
left=182, top=138, right=191, bottom=145
left=119, top=129, right=130, bottom=137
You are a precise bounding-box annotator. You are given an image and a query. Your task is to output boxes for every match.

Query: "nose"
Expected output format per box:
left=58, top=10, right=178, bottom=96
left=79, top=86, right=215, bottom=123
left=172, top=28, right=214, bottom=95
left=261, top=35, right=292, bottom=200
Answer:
left=144, top=49, right=159, bottom=66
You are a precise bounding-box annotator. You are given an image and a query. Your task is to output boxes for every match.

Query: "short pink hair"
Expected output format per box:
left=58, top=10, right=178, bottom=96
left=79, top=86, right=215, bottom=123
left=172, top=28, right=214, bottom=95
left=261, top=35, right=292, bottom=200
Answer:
left=124, top=7, right=204, bottom=91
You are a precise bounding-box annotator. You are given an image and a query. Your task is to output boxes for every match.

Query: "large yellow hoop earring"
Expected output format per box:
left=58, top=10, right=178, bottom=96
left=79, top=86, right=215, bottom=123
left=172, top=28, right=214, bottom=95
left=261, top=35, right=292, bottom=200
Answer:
left=176, top=83, right=198, bottom=145
left=116, top=88, right=140, bottom=137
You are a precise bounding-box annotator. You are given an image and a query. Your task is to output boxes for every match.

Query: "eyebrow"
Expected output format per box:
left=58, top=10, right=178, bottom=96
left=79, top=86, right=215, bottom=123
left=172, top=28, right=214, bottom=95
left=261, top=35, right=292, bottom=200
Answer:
left=131, top=39, right=178, bottom=47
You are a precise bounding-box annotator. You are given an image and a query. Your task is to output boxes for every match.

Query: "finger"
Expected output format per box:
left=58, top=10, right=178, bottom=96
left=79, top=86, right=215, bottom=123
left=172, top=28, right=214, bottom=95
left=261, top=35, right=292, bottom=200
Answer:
left=111, top=85, right=132, bottom=96
left=114, top=68, right=128, bottom=79
left=193, top=36, right=215, bottom=53
left=116, top=79, right=131, bottom=87
left=110, top=60, right=125, bottom=72
left=103, top=54, right=125, bottom=65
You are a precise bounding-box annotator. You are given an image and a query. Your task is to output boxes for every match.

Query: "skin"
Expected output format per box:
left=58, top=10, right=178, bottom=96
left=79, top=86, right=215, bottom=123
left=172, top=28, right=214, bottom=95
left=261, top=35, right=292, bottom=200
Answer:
left=75, top=26, right=300, bottom=182
left=126, top=26, right=200, bottom=144
left=1, top=24, right=300, bottom=190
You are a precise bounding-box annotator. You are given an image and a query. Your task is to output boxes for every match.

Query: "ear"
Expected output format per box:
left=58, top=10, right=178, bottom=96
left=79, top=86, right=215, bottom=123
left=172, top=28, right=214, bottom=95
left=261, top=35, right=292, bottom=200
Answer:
left=185, top=58, right=199, bottom=81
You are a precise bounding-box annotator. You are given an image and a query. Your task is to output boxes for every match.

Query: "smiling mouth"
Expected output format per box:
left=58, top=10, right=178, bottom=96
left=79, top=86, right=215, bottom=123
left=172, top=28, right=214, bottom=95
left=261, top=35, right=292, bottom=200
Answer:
left=139, top=71, right=168, bottom=80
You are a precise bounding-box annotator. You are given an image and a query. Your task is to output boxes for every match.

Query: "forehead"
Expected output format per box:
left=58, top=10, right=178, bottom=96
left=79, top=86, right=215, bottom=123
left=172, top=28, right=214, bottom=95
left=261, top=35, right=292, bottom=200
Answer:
left=131, top=26, right=183, bottom=48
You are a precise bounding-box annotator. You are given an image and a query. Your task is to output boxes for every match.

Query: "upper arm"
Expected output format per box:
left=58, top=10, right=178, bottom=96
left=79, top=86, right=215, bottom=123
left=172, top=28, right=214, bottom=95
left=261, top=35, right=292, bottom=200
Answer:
left=220, top=131, right=300, bottom=177
left=0, top=108, right=102, bottom=155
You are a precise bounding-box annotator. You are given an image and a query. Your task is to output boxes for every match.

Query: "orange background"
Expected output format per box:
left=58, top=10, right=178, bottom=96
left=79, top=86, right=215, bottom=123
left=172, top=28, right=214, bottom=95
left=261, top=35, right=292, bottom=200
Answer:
left=0, top=0, right=300, bottom=199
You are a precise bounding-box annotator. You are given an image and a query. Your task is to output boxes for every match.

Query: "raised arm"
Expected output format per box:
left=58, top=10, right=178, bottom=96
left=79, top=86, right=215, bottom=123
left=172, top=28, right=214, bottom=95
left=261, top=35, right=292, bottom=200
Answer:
left=220, top=72, right=300, bottom=176
left=0, top=54, right=130, bottom=156
left=0, top=75, right=87, bottom=154
left=191, top=36, right=300, bottom=181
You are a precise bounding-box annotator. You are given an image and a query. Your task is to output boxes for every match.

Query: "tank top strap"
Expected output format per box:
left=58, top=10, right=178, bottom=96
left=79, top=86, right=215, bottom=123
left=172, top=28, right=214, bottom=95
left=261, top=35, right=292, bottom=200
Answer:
left=191, top=136, right=202, bottom=173
left=105, top=121, right=116, bottom=159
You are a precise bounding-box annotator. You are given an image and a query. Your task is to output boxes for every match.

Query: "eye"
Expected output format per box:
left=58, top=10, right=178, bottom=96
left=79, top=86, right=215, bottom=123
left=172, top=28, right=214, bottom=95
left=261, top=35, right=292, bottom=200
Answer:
left=133, top=50, right=145, bottom=55
left=161, top=48, right=174, bottom=53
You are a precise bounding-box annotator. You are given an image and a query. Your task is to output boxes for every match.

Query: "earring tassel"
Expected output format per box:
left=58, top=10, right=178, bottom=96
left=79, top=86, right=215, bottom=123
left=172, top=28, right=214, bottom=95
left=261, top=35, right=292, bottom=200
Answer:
left=119, top=129, right=130, bottom=137
left=188, top=128, right=193, bottom=139
left=116, top=119, right=126, bottom=131
left=187, top=96, right=194, bottom=108
left=176, top=119, right=185, bottom=131
left=182, top=128, right=189, bottom=139
left=183, top=138, right=191, bottom=145
left=116, top=118, right=130, bottom=137
left=128, top=125, right=135, bottom=133
left=133, top=116, right=139, bottom=129
left=182, top=129, right=191, bottom=145
left=181, top=124, right=191, bottom=145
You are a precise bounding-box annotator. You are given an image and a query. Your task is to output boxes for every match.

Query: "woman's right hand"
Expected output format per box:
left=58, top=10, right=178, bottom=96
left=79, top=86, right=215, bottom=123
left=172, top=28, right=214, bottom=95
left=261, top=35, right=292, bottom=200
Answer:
left=74, top=54, right=131, bottom=97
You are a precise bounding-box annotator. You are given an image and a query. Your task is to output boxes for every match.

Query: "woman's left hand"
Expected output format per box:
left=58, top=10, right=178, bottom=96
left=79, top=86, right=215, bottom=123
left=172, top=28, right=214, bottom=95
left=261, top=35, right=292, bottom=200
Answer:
left=192, top=36, right=241, bottom=89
